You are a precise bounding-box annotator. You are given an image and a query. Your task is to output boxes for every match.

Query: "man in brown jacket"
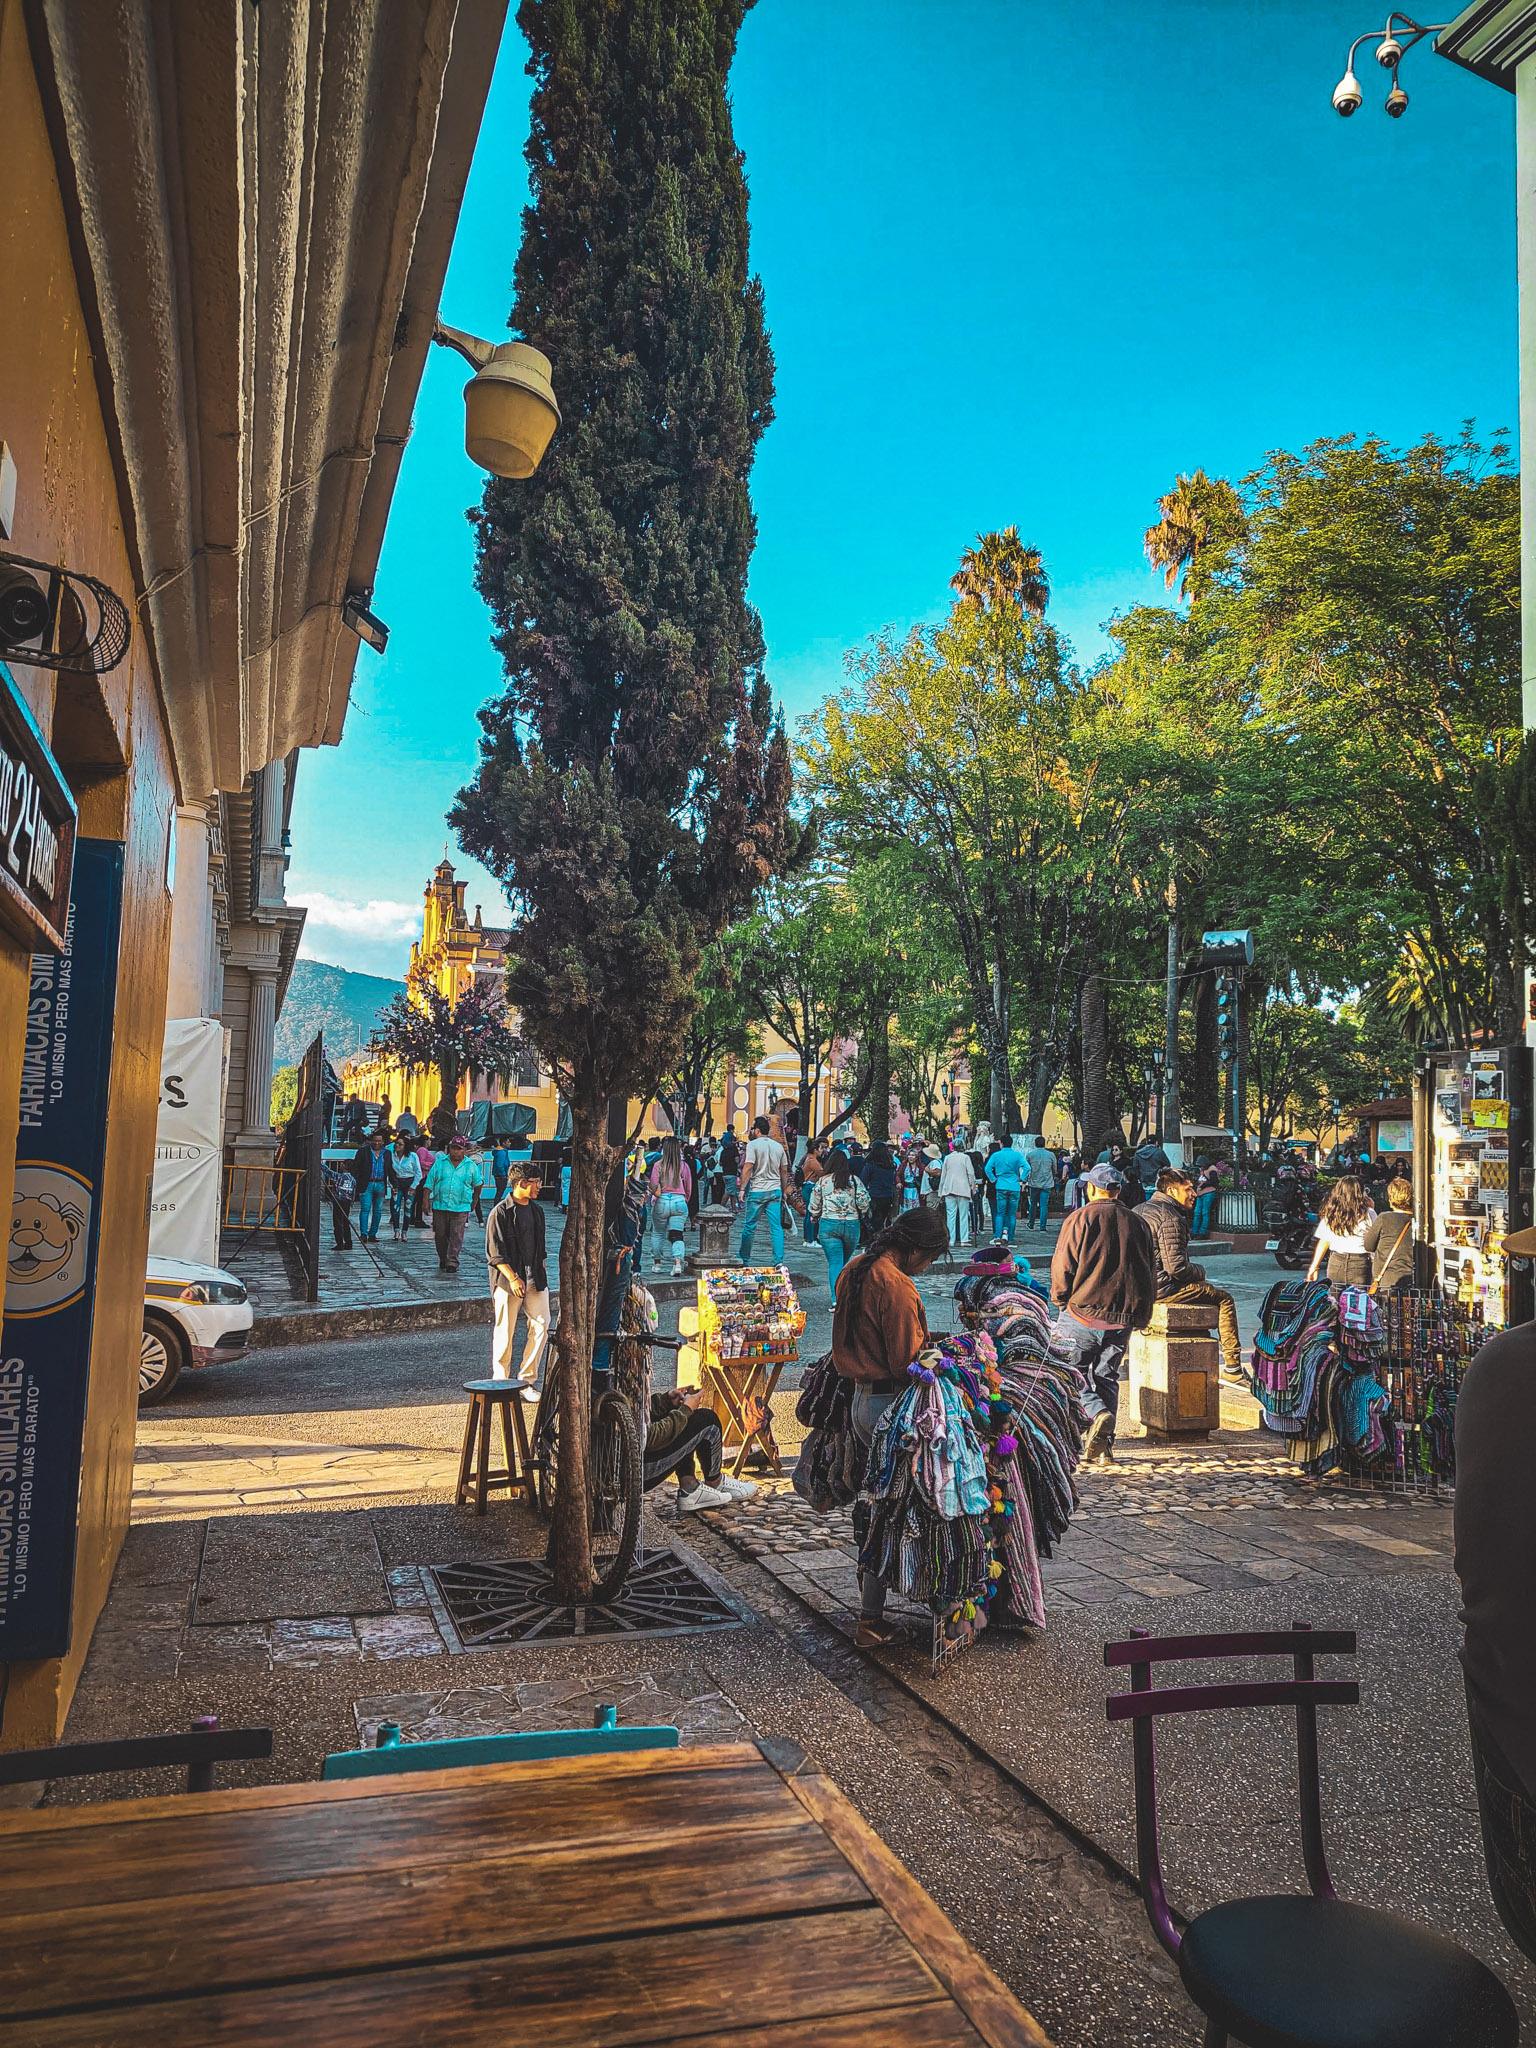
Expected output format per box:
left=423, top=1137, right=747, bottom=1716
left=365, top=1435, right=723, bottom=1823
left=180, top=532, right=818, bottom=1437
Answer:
left=1050, top=1164, right=1157, bottom=1465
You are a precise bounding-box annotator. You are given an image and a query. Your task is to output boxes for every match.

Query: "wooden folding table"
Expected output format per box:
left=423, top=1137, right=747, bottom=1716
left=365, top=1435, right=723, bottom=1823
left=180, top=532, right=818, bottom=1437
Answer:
left=0, top=1737, right=1053, bottom=2046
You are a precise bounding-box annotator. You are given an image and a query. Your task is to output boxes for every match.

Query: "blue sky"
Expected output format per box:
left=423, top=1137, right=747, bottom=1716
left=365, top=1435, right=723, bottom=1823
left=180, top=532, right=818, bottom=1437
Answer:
left=290, top=1, right=1518, bottom=976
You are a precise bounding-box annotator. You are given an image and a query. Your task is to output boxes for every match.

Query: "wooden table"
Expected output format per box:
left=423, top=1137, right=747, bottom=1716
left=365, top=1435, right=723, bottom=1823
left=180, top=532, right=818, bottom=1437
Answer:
left=0, top=1738, right=1053, bottom=2046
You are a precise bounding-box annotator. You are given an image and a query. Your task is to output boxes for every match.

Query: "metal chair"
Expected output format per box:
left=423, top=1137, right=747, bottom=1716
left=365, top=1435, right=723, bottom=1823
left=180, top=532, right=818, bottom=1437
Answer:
left=1105, top=1623, right=1518, bottom=2048
left=321, top=1702, right=678, bottom=1780
left=0, top=1715, right=273, bottom=1794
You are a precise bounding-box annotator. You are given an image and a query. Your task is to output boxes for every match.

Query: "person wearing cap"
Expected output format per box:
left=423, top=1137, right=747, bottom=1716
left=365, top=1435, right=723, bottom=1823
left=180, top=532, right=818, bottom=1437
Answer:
left=485, top=1161, right=550, bottom=1399
left=423, top=1134, right=484, bottom=1273
left=1049, top=1164, right=1157, bottom=1465
left=1456, top=1224, right=1536, bottom=1833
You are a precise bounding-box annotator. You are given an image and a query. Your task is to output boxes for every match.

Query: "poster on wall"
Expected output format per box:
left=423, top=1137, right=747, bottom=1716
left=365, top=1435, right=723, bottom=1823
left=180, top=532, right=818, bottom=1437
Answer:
left=149, top=1017, right=226, bottom=1266
left=0, top=840, right=123, bottom=1660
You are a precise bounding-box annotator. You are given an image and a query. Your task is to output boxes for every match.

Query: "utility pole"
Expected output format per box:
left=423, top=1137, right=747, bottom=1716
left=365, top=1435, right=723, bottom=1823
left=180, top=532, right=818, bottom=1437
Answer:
left=1163, top=864, right=1182, bottom=1155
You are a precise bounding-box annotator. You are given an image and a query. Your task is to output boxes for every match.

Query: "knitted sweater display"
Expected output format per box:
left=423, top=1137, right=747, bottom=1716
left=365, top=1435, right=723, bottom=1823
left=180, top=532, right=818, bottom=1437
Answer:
left=1251, top=1279, right=1391, bottom=1475
left=857, top=1287, right=1085, bottom=1639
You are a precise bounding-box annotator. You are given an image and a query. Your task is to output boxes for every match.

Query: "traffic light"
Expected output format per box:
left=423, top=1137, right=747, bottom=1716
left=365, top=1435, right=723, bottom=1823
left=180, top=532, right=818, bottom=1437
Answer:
left=1217, top=977, right=1238, bottom=1060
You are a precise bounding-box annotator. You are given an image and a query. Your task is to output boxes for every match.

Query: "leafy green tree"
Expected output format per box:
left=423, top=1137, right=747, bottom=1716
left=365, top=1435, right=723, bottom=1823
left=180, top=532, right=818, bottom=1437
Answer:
left=658, top=940, right=759, bottom=1136
left=951, top=527, right=1050, bottom=618
left=270, top=1066, right=299, bottom=1130
left=453, top=0, right=792, bottom=1598
left=369, top=972, right=522, bottom=1138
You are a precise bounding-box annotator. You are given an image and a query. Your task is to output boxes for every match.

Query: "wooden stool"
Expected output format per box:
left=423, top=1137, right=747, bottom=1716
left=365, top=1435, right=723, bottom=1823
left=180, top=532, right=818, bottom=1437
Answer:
left=455, top=1379, right=535, bottom=1513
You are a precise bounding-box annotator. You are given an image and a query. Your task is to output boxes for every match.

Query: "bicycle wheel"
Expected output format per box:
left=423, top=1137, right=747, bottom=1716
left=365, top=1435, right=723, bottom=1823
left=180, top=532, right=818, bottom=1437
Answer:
left=531, top=1377, right=559, bottom=1523
left=588, top=1389, right=642, bottom=1604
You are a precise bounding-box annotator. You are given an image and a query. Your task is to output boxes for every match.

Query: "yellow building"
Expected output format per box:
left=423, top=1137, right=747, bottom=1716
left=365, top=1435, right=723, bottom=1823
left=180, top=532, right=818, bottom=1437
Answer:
left=0, top=0, right=508, bottom=1747
left=347, top=861, right=850, bottom=1141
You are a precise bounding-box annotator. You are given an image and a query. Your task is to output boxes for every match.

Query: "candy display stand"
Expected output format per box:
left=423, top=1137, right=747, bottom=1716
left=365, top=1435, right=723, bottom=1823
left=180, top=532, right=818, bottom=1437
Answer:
left=687, top=1266, right=805, bottom=1477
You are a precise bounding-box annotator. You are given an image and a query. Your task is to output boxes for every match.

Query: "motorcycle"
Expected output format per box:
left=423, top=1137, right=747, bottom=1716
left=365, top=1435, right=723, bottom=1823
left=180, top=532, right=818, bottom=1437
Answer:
left=1266, top=1178, right=1318, bottom=1270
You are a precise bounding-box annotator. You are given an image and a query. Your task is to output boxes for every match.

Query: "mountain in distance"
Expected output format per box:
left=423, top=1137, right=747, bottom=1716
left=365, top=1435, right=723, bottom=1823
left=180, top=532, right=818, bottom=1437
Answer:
left=275, top=958, right=404, bottom=1069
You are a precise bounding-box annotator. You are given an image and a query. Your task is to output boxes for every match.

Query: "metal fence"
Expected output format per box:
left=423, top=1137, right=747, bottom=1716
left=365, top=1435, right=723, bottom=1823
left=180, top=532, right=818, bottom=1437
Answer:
left=1335, top=1286, right=1481, bottom=1499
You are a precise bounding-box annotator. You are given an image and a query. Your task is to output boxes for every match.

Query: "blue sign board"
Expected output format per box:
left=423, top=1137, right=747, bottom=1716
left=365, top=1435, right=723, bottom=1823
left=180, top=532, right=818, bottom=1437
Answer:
left=0, top=839, right=123, bottom=1659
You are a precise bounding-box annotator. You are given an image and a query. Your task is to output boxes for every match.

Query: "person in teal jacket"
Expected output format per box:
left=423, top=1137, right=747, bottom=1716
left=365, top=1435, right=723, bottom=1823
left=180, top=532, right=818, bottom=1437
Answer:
left=984, top=1141, right=1025, bottom=1244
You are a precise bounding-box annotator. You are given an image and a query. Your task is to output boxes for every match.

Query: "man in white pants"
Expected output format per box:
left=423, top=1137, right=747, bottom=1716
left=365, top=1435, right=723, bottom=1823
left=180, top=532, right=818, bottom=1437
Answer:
left=486, top=1163, right=551, bottom=1403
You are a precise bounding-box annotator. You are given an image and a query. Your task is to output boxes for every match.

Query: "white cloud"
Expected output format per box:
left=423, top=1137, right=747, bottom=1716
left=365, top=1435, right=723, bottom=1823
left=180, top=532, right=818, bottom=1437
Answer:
left=290, top=893, right=421, bottom=942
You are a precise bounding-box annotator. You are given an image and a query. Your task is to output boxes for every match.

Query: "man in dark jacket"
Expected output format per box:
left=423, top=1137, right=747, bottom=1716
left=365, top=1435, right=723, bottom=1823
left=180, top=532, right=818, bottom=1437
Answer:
left=485, top=1163, right=550, bottom=1401
left=1135, top=1167, right=1244, bottom=1382
left=1050, top=1164, right=1157, bottom=1465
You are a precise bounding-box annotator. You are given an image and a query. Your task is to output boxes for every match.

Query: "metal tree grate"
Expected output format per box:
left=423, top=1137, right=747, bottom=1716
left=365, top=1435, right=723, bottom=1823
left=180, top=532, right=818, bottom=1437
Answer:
left=428, top=1549, right=743, bottom=1648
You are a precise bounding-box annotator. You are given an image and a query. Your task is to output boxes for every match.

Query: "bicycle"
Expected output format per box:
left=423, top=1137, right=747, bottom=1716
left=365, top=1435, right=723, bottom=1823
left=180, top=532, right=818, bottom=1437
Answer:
left=527, top=1325, right=684, bottom=1604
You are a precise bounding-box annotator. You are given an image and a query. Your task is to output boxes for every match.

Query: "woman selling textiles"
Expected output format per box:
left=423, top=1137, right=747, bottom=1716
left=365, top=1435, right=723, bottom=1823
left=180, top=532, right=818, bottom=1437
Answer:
left=831, top=1205, right=950, bottom=1648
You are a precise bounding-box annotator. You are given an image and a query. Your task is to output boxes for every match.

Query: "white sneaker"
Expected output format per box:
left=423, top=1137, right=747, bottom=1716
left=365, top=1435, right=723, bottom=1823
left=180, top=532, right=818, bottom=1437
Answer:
left=714, top=1476, right=757, bottom=1501
left=518, top=1383, right=541, bottom=1405
left=677, top=1483, right=732, bottom=1512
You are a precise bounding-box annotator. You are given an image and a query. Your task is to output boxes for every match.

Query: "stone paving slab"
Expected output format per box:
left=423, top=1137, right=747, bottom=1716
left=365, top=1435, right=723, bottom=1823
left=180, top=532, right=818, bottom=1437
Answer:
left=193, top=1508, right=392, bottom=1623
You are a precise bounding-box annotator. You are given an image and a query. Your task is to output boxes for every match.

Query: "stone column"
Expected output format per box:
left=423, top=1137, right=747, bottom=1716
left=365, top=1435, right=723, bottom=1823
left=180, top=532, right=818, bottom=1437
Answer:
left=237, top=968, right=279, bottom=1157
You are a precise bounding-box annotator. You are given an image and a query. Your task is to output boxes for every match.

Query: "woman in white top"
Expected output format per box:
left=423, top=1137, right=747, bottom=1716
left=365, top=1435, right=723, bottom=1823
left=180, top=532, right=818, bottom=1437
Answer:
left=809, top=1154, right=871, bottom=1292
left=1306, top=1175, right=1374, bottom=1292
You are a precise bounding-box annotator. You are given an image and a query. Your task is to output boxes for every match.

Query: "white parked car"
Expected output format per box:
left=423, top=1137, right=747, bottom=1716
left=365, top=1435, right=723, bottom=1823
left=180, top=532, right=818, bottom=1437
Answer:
left=141, top=1256, right=253, bottom=1404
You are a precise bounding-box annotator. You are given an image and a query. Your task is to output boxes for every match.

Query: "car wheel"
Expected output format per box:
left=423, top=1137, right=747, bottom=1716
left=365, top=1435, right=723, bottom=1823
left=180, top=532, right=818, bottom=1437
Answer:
left=139, top=1313, right=186, bottom=1405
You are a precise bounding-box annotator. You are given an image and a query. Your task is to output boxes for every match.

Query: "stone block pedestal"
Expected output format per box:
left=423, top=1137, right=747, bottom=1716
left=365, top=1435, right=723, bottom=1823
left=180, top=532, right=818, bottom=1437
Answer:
left=1129, top=1300, right=1220, bottom=1440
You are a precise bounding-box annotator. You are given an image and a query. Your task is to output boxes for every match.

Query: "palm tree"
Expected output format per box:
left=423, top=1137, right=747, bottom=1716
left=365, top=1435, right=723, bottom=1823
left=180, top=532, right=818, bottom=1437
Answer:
left=1143, top=471, right=1244, bottom=599
left=951, top=527, right=1050, bottom=619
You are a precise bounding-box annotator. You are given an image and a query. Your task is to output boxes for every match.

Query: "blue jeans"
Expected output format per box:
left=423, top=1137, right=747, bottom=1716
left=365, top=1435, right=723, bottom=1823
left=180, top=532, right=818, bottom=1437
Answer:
left=1051, top=1310, right=1129, bottom=1448
left=992, top=1186, right=1020, bottom=1241
left=1192, top=1189, right=1216, bottom=1238
left=388, top=1186, right=414, bottom=1235
left=1029, top=1184, right=1051, bottom=1230
left=737, top=1187, right=785, bottom=1264
left=649, top=1190, right=689, bottom=1266
left=820, top=1216, right=860, bottom=1293
left=359, top=1180, right=385, bottom=1239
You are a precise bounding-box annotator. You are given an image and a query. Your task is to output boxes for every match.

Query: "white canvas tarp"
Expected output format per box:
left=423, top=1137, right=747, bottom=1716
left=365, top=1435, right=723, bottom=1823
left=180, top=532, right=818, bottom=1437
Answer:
left=149, top=1017, right=226, bottom=1265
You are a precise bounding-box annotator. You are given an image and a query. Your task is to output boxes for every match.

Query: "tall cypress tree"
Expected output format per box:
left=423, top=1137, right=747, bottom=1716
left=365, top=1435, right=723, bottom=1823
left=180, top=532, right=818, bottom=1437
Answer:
left=453, top=0, right=791, bottom=1597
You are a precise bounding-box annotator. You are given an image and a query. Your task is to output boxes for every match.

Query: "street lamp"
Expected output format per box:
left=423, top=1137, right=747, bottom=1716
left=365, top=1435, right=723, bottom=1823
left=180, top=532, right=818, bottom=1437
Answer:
left=1332, top=14, right=1448, bottom=118
left=1145, top=1045, right=1168, bottom=1143
left=431, top=322, right=561, bottom=479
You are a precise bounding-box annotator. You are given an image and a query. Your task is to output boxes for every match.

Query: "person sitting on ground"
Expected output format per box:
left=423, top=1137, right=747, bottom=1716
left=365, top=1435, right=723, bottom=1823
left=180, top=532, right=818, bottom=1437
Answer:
left=644, top=1386, right=756, bottom=1511
left=1135, top=1167, right=1245, bottom=1382
left=1364, top=1175, right=1416, bottom=1296
left=1050, top=1165, right=1157, bottom=1466
left=832, top=1205, right=951, bottom=1648
left=1306, top=1174, right=1374, bottom=1293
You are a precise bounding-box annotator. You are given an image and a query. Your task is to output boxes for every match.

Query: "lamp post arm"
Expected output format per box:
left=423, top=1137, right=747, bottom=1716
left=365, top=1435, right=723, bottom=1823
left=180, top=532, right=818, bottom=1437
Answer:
left=431, top=322, right=496, bottom=371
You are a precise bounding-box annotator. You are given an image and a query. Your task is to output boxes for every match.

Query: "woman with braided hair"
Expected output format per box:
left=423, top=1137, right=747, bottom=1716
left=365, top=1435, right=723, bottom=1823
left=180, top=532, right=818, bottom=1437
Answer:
left=832, top=1204, right=951, bottom=1646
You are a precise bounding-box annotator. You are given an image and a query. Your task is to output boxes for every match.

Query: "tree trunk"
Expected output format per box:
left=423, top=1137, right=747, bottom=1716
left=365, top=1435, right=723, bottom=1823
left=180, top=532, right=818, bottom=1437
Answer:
left=984, top=955, right=1023, bottom=1135
left=1191, top=970, right=1220, bottom=1125
left=550, top=1099, right=612, bottom=1601
left=1080, top=969, right=1115, bottom=1152
left=867, top=1014, right=891, bottom=1143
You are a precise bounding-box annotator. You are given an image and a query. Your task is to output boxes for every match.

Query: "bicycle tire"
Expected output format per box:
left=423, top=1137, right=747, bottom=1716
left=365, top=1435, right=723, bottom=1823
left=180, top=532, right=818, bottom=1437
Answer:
left=588, top=1389, right=643, bottom=1604
left=531, top=1378, right=559, bottom=1523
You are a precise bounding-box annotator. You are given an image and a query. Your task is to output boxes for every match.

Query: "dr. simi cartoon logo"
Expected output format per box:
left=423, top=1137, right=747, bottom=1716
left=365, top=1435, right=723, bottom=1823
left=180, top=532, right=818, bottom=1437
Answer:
left=7, top=1166, right=93, bottom=1315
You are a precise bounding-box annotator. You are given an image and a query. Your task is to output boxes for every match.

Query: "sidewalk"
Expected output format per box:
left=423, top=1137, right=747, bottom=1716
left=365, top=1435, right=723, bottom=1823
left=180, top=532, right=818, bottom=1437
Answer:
left=225, top=1205, right=569, bottom=1347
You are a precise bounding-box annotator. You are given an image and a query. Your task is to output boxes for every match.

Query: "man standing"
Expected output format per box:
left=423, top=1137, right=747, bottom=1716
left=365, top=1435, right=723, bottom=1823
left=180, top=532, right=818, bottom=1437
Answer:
left=352, top=1129, right=391, bottom=1244
left=1023, top=1135, right=1057, bottom=1234
left=935, top=1141, right=978, bottom=1247
left=1135, top=1167, right=1244, bottom=1383
left=424, top=1133, right=482, bottom=1273
left=1050, top=1164, right=1157, bottom=1465
left=985, top=1140, right=1025, bottom=1244
left=737, top=1114, right=797, bottom=1265
left=485, top=1162, right=550, bottom=1402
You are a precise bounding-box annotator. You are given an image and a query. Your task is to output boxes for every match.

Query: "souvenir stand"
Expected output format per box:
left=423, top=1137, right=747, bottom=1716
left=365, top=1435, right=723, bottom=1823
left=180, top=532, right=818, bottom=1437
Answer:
left=858, top=1246, right=1085, bottom=1673
left=692, top=1266, right=805, bottom=1478
left=1251, top=1278, right=1477, bottom=1495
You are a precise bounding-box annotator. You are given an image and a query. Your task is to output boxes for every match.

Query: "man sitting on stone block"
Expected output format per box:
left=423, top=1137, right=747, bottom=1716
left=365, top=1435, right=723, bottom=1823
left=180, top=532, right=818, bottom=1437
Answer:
left=1135, top=1167, right=1245, bottom=1384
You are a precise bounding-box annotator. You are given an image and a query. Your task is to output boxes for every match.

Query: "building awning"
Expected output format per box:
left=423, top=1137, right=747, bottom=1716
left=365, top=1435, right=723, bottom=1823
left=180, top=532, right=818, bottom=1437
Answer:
left=1436, top=1, right=1536, bottom=87
left=27, top=0, right=507, bottom=800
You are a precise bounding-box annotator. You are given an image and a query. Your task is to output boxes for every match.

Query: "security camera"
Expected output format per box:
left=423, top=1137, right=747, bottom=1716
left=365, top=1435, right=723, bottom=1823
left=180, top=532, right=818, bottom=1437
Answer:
left=1332, top=67, right=1362, bottom=115
left=341, top=591, right=389, bottom=655
left=1385, top=80, right=1409, bottom=117
left=0, top=559, right=49, bottom=648
left=1376, top=34, right=1403, bottom=67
